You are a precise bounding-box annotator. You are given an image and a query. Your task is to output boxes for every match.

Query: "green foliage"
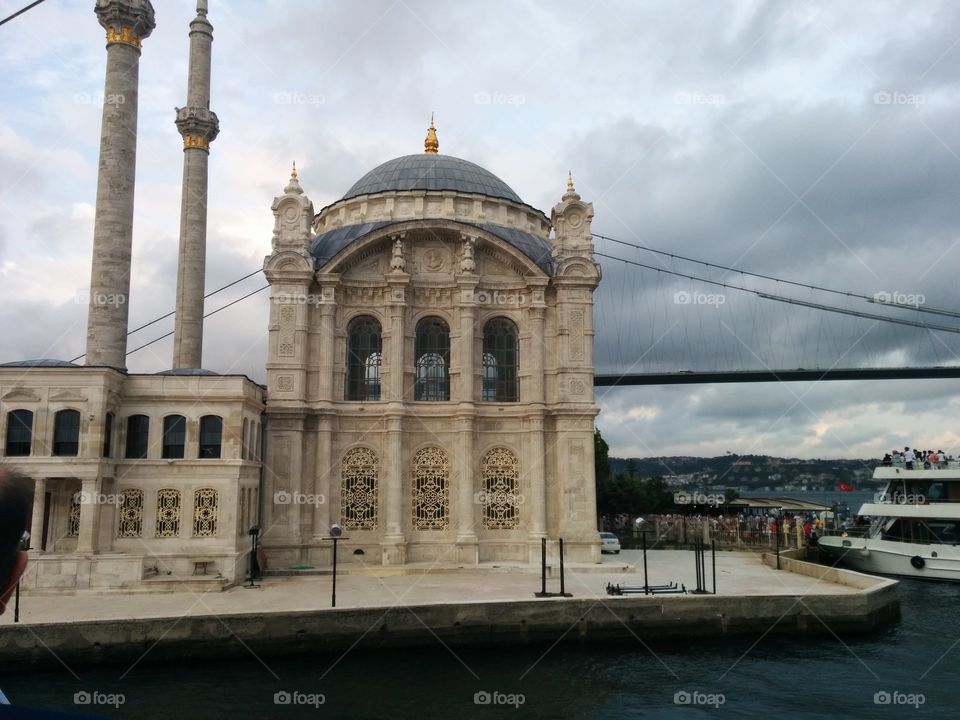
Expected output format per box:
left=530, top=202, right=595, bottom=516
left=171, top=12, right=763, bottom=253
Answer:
left=595, top=432, right=674, bottom=515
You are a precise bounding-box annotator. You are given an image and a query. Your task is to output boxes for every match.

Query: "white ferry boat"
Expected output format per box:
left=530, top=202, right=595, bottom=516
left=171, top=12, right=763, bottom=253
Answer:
left=818, top=462, right=960, bottom=580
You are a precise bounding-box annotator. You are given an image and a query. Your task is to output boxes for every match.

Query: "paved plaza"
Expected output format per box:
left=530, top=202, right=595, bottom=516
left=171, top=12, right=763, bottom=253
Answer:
left=1, top=550, right=860, bottom=626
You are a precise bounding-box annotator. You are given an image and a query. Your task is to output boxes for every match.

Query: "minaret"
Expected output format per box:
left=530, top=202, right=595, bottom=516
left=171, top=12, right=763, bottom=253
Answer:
left=172, top=0, right=219, bottom=369
left=84, top=0, right=155, bottom=368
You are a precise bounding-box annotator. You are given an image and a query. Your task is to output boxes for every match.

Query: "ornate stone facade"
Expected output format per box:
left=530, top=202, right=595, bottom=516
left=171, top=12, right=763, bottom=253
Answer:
left=261, top=138, right=602, bottom=567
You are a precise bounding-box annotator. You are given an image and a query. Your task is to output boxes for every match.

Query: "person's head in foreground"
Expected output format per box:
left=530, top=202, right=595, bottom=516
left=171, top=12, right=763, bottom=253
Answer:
left=0, top=467, right=32, bottom=615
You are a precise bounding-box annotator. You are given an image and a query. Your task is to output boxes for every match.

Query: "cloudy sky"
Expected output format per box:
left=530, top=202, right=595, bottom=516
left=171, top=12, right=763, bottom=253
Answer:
left=3, top=0, right=960, bottom=460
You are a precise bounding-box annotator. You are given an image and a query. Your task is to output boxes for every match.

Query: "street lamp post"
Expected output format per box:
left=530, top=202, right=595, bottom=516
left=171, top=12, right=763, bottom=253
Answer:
left=324, top=524, right=348, bottom=608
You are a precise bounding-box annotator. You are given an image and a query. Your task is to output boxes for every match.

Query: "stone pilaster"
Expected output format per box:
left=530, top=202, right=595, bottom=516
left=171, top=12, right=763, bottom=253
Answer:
left=316, top=284, right=338, bottom=402
left=313, top=413, right=333, bottom=539
left=385, top=272, right=410, bottom=401
left=29, top=478, right=46, bottom=553
left=172, top=1, right=220, bottom=369
left=76, top=478, right=101, bottom=553
left=85, top=0, right=155, bottom=368
left=382, top=411, right=406, bottom=564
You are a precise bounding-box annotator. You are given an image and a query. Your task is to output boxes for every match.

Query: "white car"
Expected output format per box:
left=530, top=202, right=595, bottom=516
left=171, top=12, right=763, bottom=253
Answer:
left=599, top=532, right=621, bottom=554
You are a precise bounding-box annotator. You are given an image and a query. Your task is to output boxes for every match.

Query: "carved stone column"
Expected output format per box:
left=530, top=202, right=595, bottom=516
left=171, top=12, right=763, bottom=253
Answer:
left=382, top=411, right=406, bottom=564
left=317, top=284, right=337, bottom=402
left=455, top=412, right=479, bottom=563
left=76, top=478, right=101, bottom=554
left=313, top=413, right=333, bottom=538
left=526, top=414, right=547, bottom=562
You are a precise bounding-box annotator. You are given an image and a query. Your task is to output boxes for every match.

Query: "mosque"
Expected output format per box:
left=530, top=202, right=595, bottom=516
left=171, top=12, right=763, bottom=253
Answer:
left=0, top=0, right=602, bottom=591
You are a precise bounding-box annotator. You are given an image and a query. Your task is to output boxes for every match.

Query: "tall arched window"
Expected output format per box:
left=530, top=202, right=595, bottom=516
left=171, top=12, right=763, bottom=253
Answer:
left=412, top=446, right=450, bottom=530
left=480, top=447, right=521, bottom=529
left=346, top=316, right=382, bottom=401
left=102, top=412, right=114, bottom=458
left=162, top=415, right=186, bottom=459
left=53, top=409, right=81, bottom=456
left=5, top=409, right=33, bottom=456
left=193, top=488, right=219, bottom=537
left=117, top=488, right=144, bottom=538
left=125, top=415, right=150, bottom=459
left=156, top=488, right=181, bottom=537
left=482, top=318, right=518, bottom=402
left=415, top=317, right=450, bottom=401
left=199, top=415, right=222, bottom=458
left=341, top=447, right=379, bottom=530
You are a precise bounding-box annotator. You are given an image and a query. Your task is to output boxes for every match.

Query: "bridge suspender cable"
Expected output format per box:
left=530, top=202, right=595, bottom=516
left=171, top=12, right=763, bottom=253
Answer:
left=594, top=250, right=960, bottom=335
left=592, top=232, right=960, bottom=320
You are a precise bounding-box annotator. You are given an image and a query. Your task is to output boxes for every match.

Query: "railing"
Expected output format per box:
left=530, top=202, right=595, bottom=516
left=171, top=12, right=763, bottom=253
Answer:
left=615, top=516, right=823, bottom=551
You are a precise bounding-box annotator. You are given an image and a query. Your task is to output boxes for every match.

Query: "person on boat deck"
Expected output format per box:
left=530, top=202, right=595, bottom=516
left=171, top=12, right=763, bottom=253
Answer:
left=882, top=453, right=892, bottom=466
left=938, top=450, right=947, bottom=468
left=904, top=447, right=915, bottom=470
left=927, top=450, right=938, bottom=468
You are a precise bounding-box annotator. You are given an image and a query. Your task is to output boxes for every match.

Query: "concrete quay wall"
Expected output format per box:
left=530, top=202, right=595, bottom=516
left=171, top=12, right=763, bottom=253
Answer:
left=0, top=579, right=900, bottom=671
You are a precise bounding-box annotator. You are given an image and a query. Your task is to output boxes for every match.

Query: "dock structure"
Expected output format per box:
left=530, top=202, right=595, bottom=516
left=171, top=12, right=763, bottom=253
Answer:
left=0, top=550, right=899, bottom=670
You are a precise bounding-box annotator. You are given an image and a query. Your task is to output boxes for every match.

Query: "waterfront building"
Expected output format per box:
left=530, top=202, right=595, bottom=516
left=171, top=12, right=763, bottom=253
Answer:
left=0, top=0, right=602, bottom=592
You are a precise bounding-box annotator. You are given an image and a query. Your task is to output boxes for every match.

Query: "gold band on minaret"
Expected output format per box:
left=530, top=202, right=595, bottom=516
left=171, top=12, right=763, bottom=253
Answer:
left=105, top=25, right=142, bottom=48
left=424, top=113, right=439, bottom=154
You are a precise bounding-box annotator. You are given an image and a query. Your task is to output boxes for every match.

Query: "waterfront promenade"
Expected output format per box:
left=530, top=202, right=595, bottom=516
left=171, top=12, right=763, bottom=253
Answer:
left=0, top=550, right=899, bottom=673
left=2, top=549, right=860, bottom=624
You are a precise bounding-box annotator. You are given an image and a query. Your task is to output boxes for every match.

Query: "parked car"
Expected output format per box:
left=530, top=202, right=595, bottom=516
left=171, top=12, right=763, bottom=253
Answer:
left=599, top=532, right=621, bottom=554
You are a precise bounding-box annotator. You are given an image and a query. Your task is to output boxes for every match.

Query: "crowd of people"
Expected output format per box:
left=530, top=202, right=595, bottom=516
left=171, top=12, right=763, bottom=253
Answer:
left=881, top=447, right=954, bottom=470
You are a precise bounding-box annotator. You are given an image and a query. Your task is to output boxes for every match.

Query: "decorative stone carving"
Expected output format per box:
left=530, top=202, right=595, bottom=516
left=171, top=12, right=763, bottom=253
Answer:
left=156, top=489, right=181, bottom=537
left=459, top=235, right=476, bottom=273
left=341, top=447, right=379, bottom=530
left=412, top=446, right=450, bottom=530
left=390, top=237, right=406, bottom=272
left=193, top=488, right=218, bottom=537
left=480, top=447, right=521, bottom=529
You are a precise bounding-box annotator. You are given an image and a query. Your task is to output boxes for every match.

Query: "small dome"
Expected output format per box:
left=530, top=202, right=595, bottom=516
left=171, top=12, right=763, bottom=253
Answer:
left=0, top=359, right=79, bottom=368
left=156, top=368, right=219, bottom=376
left=343, top=154, right=523, bottom=204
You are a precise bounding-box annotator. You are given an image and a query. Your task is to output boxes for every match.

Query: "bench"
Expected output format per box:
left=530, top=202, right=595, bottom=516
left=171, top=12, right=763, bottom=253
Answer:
left=189, top=558, right=216, bottom=576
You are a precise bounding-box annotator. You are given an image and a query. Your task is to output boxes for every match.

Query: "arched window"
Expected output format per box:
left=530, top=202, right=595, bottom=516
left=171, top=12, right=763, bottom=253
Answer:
left=117, top=488, right=143, bottom=538
left=412, top=446, right=450, bottom=530
left=341, top=447, right=378, bottom=530
left=102, top=412, right=114, bottom=458
left=193, top=488, right=219, bottom=537
left=480, top=447, right=521, bottom=529
left=125, top=415, right=150, bottom=459
left=346, top=316, right=382, bottom=401
left=5, top=409, right=33, bottom=456
left=156, top=488, right=181, bottom=537
left=482, top=318, right=518, bottom=402
left=415, top=317, right=450, bottom=401
left=162, top=415, right=186, bottom=459
left=199, top=415, right=222, bottom=458
left=53, top=409, right=81, bottom=456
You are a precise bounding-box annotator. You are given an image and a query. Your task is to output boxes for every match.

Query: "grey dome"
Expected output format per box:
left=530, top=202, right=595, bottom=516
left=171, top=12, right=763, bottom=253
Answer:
left=343, top=154, right=523, bottom=204
left=0, top=359, right=79, bottom=368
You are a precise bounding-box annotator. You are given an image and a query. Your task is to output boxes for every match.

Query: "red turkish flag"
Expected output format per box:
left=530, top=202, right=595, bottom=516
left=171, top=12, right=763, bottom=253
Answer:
left=838, top=482, right=854, bottom=492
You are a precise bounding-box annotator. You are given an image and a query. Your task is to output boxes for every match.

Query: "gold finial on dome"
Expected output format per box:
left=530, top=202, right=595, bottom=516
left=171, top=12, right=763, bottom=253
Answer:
left=567, top=170, right=575, bottom=191
left=424, top=113, right=439, bottom=154
left=291, top=161, right=298, bottom=180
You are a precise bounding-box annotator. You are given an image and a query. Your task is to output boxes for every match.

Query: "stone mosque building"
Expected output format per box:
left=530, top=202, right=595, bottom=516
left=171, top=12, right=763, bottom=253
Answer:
left=0, top=0, right=602, bottom=591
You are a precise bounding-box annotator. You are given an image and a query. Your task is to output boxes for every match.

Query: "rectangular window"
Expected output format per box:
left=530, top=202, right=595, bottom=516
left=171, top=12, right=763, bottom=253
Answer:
left=125, top=415, right=150, bottom=459
left=162, top=415, right=186, bottom=459
left=5, top=410, right=33, bottom=456
left=102, top=412, right=114, bottom=458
